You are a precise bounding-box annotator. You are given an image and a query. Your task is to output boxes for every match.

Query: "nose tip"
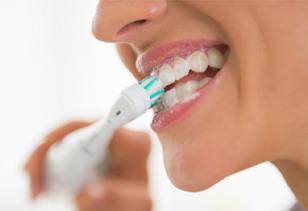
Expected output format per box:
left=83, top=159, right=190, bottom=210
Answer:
left=92, top=0, right=167, bottom=42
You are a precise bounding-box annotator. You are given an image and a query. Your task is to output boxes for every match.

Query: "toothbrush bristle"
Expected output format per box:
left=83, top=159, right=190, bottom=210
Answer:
left=139, top=75, right=164, bottom=107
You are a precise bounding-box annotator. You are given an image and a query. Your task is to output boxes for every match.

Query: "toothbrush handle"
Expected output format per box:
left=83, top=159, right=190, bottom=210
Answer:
left=44, top=83, right=154, bottom=195
left=45, top=120, right=114, bottom=194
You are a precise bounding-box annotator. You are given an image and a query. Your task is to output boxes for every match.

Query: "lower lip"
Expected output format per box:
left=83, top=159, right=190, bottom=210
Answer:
left=151, top=65, right=227, bottom=132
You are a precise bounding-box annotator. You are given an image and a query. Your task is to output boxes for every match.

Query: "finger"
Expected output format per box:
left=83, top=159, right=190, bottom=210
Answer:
left=108, top=128, right=151, bottom=181
left=24, top=120, right=93, bottom=199
left=75, top=177, right=152, bottom=211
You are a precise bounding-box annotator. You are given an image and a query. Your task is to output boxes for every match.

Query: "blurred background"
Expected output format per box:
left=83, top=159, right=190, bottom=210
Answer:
left=0, top=0, right=296, bottom=210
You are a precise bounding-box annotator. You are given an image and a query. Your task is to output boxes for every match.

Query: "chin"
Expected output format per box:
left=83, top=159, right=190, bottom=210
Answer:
left=156, top=108, right=263, bottom=192
left=162, top=149, right=226, bottom=192
left=164, top=157, right=223, bottom=192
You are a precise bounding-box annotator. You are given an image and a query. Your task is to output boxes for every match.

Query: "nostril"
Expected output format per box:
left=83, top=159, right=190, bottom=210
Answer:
left=117, top=19, right=148, bottom=35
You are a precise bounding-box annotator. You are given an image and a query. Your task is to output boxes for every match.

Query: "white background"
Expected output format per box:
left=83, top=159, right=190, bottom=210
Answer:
left=0, top=0, right=296, bottom=210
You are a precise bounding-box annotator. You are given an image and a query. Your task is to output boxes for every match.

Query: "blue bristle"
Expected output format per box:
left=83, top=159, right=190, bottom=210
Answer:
left=150, top=89, right=164, bottom=99
left=139, top=75, right=164, bottom=107
left=143, top=77, right=158, bottom=90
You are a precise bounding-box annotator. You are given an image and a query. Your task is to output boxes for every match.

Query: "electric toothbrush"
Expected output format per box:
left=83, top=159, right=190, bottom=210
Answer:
left=45, top=75, right=164, bottom=194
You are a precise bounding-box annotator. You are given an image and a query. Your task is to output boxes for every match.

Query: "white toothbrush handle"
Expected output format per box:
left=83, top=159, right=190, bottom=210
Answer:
left=45, top=121, right=114, bottom=194
left=45, top=83, right=152, bottom=194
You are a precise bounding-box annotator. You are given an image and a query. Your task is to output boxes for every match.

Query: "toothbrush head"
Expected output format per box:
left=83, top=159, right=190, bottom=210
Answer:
left=138, top=75, right=164, bottom=107
left=109, top=75, right=164, bottom=128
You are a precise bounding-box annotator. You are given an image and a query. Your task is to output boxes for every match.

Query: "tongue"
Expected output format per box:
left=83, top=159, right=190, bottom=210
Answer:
left=165, top=67, right=218, bottom=90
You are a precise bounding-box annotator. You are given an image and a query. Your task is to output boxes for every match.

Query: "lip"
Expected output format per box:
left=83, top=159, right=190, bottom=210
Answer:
left=151, top=64, right=227, bottom=132
left=136, top=39, right=222, bottom=77
left=135, top=39, right=228, bottom=132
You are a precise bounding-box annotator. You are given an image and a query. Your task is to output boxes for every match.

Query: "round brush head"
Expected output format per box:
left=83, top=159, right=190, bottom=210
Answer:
left=138, top=75, right=164, bottom=107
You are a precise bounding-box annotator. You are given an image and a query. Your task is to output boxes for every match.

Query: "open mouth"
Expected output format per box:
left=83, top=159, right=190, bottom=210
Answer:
left=136, top=40, right=229, bottom=131
left=153, top=45, right=228, bottom=112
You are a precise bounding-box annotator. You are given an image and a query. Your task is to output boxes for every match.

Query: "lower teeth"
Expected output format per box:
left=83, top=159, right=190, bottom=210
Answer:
left=155, top=77, right=212, bottom=112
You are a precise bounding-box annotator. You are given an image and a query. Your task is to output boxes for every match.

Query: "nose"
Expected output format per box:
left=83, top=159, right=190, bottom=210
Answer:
left=92, top=0, right=168, bottom=43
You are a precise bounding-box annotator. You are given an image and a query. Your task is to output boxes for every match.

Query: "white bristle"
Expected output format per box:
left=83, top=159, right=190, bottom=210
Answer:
left=139, top=75, right=164, bottom=107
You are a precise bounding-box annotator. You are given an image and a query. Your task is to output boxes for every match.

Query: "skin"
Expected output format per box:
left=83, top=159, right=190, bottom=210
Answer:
left=25, top=1, right=308, bottom=210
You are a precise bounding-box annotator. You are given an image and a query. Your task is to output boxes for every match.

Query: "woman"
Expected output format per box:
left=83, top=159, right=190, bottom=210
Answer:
left=25, top=1, right=308, bottom=210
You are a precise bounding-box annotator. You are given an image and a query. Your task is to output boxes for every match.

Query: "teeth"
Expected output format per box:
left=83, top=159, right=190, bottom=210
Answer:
left=183, top=80, right=200, bottom=93
left=176, top=81, right=199, bottom=101
left=162, top=88, right=178, bottom=108
left=173, top=56, right=190, bottom=80
left=175, top=83, right=186, bottom=101
left=187, top=51, right=209, bottom=73
left=207, top=48, right=225, bottom=69
left=199, top=77, right=211, bottom=87
left=157, top=48, right=224, bottom=87
left=154, top=48, right=225, bottom=111
left=156, top=78, right=210, bottom=111
left=158, top=64, right=176, bottom=87
left=154, top=101, right=164, bottom=113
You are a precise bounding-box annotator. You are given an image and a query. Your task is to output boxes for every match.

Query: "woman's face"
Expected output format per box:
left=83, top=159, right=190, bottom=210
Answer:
left=93, top=1, right=308, bottom=191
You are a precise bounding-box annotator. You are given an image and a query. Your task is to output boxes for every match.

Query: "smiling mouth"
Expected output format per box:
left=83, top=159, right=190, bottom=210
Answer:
left=136, top=39, right=229, bottom=130
left=152, top=45, right=229, bottom=113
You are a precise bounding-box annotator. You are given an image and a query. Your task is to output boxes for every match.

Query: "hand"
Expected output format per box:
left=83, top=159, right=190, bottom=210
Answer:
left=24, top=120, right=152, bottom=211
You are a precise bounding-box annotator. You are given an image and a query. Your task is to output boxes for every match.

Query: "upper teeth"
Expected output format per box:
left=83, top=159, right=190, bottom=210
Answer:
left=187, top=51, right=209, bottom=73
left=157, top=48, right=224, bottom=87
left=158, top=64, right=176, bottom=87
left=207, top=48, right=225, bottom=69
left=173, top=56, right=190, bottom=80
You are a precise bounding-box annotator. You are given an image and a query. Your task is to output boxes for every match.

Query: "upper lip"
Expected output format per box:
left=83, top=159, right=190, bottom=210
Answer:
left=136, top=39, right=223, bottom=77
